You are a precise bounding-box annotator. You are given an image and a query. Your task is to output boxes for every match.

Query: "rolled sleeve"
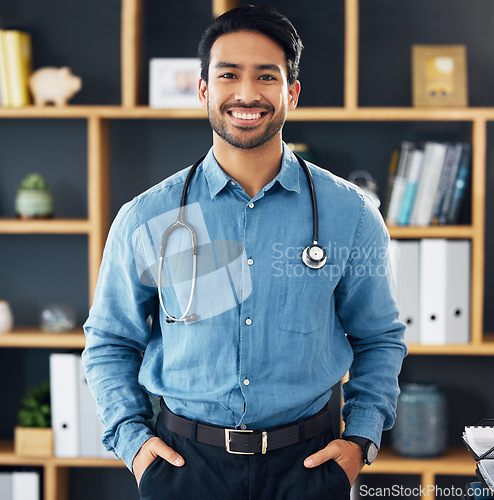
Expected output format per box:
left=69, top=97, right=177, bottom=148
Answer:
left=82, top=199, right=157, bottom=470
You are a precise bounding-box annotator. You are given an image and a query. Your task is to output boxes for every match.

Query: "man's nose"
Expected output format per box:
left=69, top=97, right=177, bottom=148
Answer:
left=234, top=79, right=261, bottom=103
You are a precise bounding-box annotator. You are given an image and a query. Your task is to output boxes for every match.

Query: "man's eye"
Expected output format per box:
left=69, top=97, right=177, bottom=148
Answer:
left=259, top=75, right=276, bottom=81
left=219, top=73, right=236, bottom=79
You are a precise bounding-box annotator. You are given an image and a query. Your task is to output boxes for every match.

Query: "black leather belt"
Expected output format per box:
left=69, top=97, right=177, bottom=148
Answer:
left=159, top=399, right=333, bottom=455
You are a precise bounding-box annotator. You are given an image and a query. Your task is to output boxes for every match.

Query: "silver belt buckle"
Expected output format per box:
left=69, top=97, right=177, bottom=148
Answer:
left=225, top=429, right=268, bottom=455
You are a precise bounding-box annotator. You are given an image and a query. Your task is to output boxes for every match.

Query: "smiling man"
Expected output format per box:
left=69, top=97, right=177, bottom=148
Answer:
left=83, top=5, right=406, bottom=500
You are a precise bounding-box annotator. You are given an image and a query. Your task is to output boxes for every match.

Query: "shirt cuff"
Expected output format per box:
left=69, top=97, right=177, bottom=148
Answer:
left=341, top=408, right=386, bottom=448
left=112, top=421, right=156, bottom=472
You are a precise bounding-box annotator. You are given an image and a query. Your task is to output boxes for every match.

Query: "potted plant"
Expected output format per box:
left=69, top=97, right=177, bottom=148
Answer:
left=15, top=381, right=53, bottom=457
left=15, top=173, right=54, bottom=219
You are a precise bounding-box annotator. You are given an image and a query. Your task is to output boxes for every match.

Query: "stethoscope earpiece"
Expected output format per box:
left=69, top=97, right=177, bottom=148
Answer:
left=302, top=244, right=327, bottom=270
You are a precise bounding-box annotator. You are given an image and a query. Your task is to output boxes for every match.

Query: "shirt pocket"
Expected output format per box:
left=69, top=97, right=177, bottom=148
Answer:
left=277, top=263, right=340, bottom=334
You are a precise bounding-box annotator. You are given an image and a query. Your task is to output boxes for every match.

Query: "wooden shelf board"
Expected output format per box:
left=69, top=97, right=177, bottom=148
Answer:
left=407, top=339, right=494, bottom=355
left=364, top=447, right=474, bottom=475
left=3, top=105, right=494, bottom=121
left=0, top=329, right=86, bottom=349
left=289, top=107, right=494, bottom=121
left=0, top=106, right=101, bottom=118
left=388, top=225, right=474, bottom=239
left=0, top=219, right=91, bottom=234
left=0, top=443, right=474, bottom=474
left=0, top=441, right=124, bottom=467
left=100, top=106, right=208, bottom=119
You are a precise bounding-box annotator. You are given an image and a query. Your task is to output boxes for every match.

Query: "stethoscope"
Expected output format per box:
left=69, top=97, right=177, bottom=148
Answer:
left=158, top=153, right=327, bottom=324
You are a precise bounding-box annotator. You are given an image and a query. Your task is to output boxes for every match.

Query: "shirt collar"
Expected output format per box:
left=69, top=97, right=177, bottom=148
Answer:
left=202, top=142, right=301, bottom=200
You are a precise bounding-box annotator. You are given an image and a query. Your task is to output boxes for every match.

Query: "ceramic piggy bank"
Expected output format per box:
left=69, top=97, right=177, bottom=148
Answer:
left=29, top=67, right=82, bottom=106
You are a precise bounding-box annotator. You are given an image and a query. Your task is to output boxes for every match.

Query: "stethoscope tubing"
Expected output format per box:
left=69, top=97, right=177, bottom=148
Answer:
left=158, top=152, right=324, bottom=323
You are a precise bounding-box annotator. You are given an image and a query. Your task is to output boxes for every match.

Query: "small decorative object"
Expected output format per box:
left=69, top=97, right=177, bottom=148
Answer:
left=40, top=303, right=77, bottom=332
left=15, top=173, right=54, bottom=219
left=0, top=299, right=14, bottom=333
left=149, top=58, right=201, bottom=108
left=391, top=382, right=447, bottom=458
left=348, top=170, right=381, bottom=208
left=29, top=66, right=82, bottom=106
left=412, top=45, right=468, bottom=107
left=15, top=381, right=53, bottom=457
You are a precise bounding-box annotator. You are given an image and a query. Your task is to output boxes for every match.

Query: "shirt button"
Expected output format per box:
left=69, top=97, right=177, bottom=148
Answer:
left=240, top=424, right=247, bottom=430
left=230, top=180, right=236, bottom=186
left=243, top=379, right=250, bottom=386
left=248, top=202, right=254, bottom=208
left=245, top=318, right=252, bottom=326
left=247, top=258, right=254, bottom=266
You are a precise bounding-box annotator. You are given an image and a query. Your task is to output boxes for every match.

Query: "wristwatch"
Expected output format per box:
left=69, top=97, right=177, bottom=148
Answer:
left=344, top=436, right=379, bottom=465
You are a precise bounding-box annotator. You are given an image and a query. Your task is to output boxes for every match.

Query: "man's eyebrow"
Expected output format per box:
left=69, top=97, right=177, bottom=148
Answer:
left=256, top=64, right=282, bottom=73
left=214, top=62, right=282, bottom=73
left=214, top=62, right=244, bottom=70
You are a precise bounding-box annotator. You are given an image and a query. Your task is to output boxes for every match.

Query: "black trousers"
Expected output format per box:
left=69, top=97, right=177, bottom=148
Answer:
left=138, top=411, right=351, bottom=500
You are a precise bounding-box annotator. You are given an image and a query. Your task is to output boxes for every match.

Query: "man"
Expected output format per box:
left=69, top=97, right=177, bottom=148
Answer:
left=83, top=5, right=406, bottom=499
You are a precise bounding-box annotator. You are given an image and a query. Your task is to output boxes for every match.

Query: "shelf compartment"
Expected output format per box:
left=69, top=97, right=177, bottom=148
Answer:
left=0, top=219, right=91, bottom=234
left=0, top=328, right=86, bottom=349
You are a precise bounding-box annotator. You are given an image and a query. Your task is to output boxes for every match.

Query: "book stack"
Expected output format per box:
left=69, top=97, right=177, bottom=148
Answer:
left=0, top=470, right=40, bottom=500
left=49, top=353, right=117, bottom=459
left=383, top=141, right=471, bottom=226
left=462, top=421, right=494, bottom=499
left=0, top=30, right=33, bottom=107
left=389, top=238, right=470, bottom=345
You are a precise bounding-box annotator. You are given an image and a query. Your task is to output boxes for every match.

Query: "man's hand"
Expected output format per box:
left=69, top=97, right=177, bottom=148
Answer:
left=133, top=436, right=185, bottom=486
left=303, top=438, right=364, bottom=486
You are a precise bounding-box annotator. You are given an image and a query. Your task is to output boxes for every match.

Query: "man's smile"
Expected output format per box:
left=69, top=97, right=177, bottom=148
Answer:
left=225, top=106, right=271, bottom=127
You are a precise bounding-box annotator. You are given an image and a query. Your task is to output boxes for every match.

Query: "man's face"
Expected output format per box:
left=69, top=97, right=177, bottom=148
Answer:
left=199, top=31, right=300, bottom=150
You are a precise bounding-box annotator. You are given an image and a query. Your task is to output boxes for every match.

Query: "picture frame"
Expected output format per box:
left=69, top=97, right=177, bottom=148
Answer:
left=149, top=58, right=202, bottom=109
left=412, top=45, right=468, bottom=107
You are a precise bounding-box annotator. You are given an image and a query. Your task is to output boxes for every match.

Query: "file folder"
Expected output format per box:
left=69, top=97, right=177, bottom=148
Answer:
left=446, top=240, right=470, bottom=344
left=419, top=239, right=448, bottom=344
left=78, top=356, right=101, bottom=457
left=50, top=353, right=80, bottom=457
left=12, top=471, right=39, bottom=500
left=389, top=240, right=420, bottom=344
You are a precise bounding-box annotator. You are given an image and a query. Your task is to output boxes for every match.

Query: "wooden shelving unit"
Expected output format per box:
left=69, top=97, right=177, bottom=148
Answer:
left=0, top=0, right=489, bottom=499
left=0, top=328, right=86, bottom=349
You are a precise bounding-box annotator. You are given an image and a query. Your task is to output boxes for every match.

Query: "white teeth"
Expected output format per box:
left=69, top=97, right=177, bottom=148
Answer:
left=231, top=111, right=262, bottom=120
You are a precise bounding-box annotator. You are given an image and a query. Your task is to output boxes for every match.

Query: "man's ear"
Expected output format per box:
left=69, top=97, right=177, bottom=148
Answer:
left=199, top=79, right=208, bottom=108
left=288, top=80, right=301, bottom=111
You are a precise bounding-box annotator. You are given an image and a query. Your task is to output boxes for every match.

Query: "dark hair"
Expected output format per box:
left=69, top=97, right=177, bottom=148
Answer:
left=198, top=5, right=304, bottom=85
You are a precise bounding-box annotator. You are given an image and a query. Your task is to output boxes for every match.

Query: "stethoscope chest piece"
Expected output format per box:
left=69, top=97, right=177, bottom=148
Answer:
left=302, top=244, right=327, bottom=270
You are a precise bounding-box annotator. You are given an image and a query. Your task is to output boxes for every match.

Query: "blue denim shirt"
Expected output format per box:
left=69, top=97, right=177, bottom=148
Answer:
left=83, top=143, right=407, bottom=470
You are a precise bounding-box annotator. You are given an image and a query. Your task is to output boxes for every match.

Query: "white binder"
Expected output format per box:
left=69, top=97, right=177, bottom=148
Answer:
left=445, top=240, right=471, bottom=343
left=0, top=472, right=12, bottom=500
left=78, top=356, right=101, bottom=457
left=12, top=471, right=39, bottom=500
left=419, top=239, right=448, bottom=344
left=77, top=356, right=115, bottom=459
left=50, top=353, right=80, bottom=457
left=395, top=240, right=420, bottom=344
